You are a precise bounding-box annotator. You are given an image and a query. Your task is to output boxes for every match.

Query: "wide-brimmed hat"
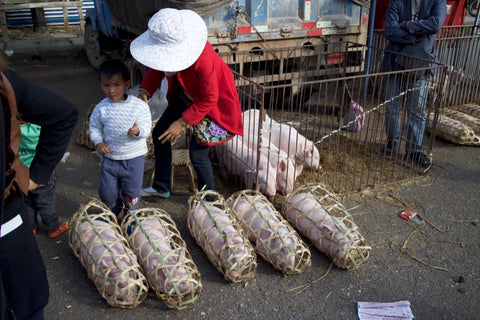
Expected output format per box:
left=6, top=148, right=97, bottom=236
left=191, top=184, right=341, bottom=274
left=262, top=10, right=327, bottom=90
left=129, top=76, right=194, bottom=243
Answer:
left=130, top=8, right=207, bottom=72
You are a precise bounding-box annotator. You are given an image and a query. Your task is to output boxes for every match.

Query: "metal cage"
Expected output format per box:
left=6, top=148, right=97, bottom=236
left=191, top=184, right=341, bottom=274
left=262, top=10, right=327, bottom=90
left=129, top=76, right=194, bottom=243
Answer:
left=215, top=42, right=448, bottom=196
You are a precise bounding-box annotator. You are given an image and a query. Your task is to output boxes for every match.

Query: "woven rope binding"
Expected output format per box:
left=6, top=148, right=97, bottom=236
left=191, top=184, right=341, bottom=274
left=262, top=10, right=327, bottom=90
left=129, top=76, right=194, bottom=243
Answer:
left=187, top=190, right=257, bottom=283
left=76, top=104, right=96, bottom=150
left=68, top=199, right=148, bottom=308
left=226, top=190, right=311, bottom=274
left=283, top=183, right=371, bottom=270
left=120, top=207, right=202, bottom=309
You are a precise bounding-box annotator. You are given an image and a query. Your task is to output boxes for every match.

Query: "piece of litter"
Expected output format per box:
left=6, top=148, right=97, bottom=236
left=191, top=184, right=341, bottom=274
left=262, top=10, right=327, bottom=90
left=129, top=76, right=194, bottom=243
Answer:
left=51, top=256, right=59, bottom=260
left=357, top=300, right=414, bottom=320
left=400, top=209, right=418, bottom=221
left=65, top=305, right=72, bottom=309
left=4, top=50, right=14, bottom=57
left=61, top=152, right=70, bottom=163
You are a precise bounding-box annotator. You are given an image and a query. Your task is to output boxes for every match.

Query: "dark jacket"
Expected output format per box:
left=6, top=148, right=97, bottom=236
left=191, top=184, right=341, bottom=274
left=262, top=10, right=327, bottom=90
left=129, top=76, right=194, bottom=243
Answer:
left=1, top=68, right=78, bottom=320
left=382, top=0, right=447, bottom=72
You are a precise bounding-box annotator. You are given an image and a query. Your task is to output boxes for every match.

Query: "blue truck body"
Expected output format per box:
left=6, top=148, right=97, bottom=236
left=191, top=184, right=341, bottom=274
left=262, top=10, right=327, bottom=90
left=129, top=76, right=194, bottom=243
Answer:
left=84, top=0, right=370, bottom=83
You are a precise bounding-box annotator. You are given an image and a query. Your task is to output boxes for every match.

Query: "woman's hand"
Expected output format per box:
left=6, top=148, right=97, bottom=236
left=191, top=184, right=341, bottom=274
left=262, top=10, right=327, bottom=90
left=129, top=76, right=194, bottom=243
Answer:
left=158, top=118, right=187, bottom=143
left=138, top=88, right=150, bottom=102
left=28, top=179, right=38, bottom=191
left=138, top=92, right=149, bottom=102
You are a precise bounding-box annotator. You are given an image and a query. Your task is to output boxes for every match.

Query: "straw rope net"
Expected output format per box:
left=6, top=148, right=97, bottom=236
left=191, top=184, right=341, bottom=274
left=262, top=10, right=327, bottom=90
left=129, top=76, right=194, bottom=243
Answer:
left=120, top=208, right=202, bottom=309
left=187, top=190, right=257, bottom=283
left=226, top=190, right=311, bottom=274
left=68, top=199, right=148, bottom=308
left=428, top=113, right=480, bottom=145
left=76, top=104, right=95, bottom=150
left=282, top=183, right=371, bottom=270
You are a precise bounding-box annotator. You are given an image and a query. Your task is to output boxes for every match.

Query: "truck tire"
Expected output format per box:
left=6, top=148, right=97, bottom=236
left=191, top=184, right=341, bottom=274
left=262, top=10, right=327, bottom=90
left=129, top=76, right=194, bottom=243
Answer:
left=468, top=0, right=479, bottom=17
left=126, top=59, right=146, bottom=87
left=84, top=22, right=107, bottom=69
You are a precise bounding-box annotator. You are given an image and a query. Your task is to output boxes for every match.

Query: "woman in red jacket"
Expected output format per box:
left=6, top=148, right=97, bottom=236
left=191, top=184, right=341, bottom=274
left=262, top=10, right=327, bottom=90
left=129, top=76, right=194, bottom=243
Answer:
left=130, top=8, right=243, bottom=199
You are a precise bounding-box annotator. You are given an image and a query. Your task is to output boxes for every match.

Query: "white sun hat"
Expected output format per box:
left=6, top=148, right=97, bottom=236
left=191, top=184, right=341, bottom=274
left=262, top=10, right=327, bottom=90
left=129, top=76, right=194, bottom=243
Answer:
left=130, top=8, right=208, bottom=72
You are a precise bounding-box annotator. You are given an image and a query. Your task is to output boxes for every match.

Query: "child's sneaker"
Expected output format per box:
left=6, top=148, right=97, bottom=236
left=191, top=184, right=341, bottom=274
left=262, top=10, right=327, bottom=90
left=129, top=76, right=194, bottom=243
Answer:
left=48, top=221, right=69, bottom=238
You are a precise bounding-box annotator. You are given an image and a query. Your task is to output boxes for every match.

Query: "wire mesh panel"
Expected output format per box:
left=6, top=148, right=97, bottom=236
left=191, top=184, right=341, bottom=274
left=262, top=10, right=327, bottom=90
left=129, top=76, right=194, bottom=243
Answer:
left=216, top=42, right=447, bottom=195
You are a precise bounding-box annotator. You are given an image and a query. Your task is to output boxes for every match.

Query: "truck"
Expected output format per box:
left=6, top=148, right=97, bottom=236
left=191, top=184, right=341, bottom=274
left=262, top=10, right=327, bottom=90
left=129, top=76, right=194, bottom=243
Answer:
left=84, top=0, right=371, bottom=85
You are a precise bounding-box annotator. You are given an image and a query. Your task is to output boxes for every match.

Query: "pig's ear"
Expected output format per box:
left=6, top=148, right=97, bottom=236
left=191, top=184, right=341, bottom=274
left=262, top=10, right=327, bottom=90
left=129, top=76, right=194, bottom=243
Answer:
left=307, top=147, right=314, bottom=156
left=295, top=164, right=304, bottom=178
left=279, top=159, right=287, bottom=172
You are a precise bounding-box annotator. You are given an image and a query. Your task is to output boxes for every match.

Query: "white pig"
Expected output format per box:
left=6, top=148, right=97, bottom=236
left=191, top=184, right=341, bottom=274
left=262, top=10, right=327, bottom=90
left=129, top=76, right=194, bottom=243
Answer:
left=260, top=142, right=303, bottom=196
left=268, top=121, right=321, bottom=170
left=221, top=136, right=277, bottom=197
left=242, top=109, right=321, bottom=170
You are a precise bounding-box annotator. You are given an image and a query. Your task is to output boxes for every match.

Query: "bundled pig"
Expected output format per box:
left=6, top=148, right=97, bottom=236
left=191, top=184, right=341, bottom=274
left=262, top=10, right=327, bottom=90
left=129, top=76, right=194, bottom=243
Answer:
left=187, top=190, right=257, bottom=282
left=68, top=199, right=148, bottom=308
left=242, top=109, right=321, bottom=170
left=283, top=184, right=371, bottom=270
left=218, top=136, right=278, bottom=197
left=121, top=208, right=202, bottom=309
left=226, top=190, right=311, bottom=274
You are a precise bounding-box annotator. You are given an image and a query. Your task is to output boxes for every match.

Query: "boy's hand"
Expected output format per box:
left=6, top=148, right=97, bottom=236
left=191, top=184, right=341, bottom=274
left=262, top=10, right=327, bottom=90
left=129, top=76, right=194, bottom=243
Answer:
left=96, top=142, right=111, bottom=155
left=128, top=122, right=140, bottom=137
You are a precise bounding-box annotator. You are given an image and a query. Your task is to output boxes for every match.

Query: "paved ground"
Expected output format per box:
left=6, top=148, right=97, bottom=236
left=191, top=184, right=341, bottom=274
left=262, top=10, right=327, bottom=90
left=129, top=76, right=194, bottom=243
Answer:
left=3, top=35, right=480, bottom=320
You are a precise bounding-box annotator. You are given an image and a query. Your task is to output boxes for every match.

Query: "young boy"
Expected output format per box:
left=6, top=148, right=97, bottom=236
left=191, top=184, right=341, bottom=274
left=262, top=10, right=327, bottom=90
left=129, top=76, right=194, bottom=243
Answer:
left=89, top=59, right=152, bottom=217
left=19, top=122, right=69, bottom=237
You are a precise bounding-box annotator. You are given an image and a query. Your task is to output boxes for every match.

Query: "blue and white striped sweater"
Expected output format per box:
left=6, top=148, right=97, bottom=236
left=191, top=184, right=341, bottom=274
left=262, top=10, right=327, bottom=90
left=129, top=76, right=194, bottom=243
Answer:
left=89, top=95, right=152, bottom=160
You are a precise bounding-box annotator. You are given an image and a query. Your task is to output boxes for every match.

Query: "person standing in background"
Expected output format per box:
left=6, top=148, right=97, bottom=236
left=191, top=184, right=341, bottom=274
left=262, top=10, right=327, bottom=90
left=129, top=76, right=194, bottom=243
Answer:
left=382, top=0, right=446, bottom=167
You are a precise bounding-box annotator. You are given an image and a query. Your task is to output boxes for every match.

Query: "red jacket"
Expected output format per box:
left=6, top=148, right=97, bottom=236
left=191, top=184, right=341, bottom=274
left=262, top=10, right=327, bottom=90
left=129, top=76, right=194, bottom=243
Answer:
left=140, top=42, right=243, bottom=136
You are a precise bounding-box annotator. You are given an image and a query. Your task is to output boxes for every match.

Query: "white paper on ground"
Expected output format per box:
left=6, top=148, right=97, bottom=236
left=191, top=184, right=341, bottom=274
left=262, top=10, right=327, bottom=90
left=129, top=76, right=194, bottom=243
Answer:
left=357, top=300, right=414, bottom=320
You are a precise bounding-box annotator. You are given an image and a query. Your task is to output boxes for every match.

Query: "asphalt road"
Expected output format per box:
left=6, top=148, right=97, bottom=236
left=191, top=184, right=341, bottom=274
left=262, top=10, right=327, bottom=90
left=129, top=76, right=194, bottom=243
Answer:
left=5, top=50, right=480, bottom=320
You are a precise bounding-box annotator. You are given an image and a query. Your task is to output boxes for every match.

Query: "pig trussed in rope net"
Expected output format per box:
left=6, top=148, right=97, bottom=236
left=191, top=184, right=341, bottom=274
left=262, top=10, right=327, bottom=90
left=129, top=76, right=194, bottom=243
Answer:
left=427, top=113, right=480, bottom=146
left=68, top=199, right=148, bottom=308
left=187, top=190, right=257, bottom=283
left=226, top=190, right=311, bottom=274
left=283, top=184, right=371, bottom=270
left=120, top=208, right=202, bottom=309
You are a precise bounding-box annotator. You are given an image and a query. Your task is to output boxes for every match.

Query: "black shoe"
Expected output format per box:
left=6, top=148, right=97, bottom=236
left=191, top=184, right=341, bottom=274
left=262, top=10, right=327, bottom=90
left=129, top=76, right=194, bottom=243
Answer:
left=384, top=141, right=397, bottom=155
left=407, top=151, right=432, bottom=168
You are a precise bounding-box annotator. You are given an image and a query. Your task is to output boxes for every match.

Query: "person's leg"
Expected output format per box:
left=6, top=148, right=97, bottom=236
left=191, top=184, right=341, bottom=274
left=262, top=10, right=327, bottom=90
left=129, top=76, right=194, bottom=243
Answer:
left=148, top=98, right=189, bottom=194
left=23, top=193, right=38, bottom=231
left=405, top=76, right=429, bottom=154
left=189, top=135, right=215, bottom=191
left=119, top=156, right=144, bottom=213
left=35, top=172, right=59, bottom=232
left=150, top=110, right=174, bottom=194
left=384, top=74, right=403, bottom=154
left=98, top=157, right=122, bottom=213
